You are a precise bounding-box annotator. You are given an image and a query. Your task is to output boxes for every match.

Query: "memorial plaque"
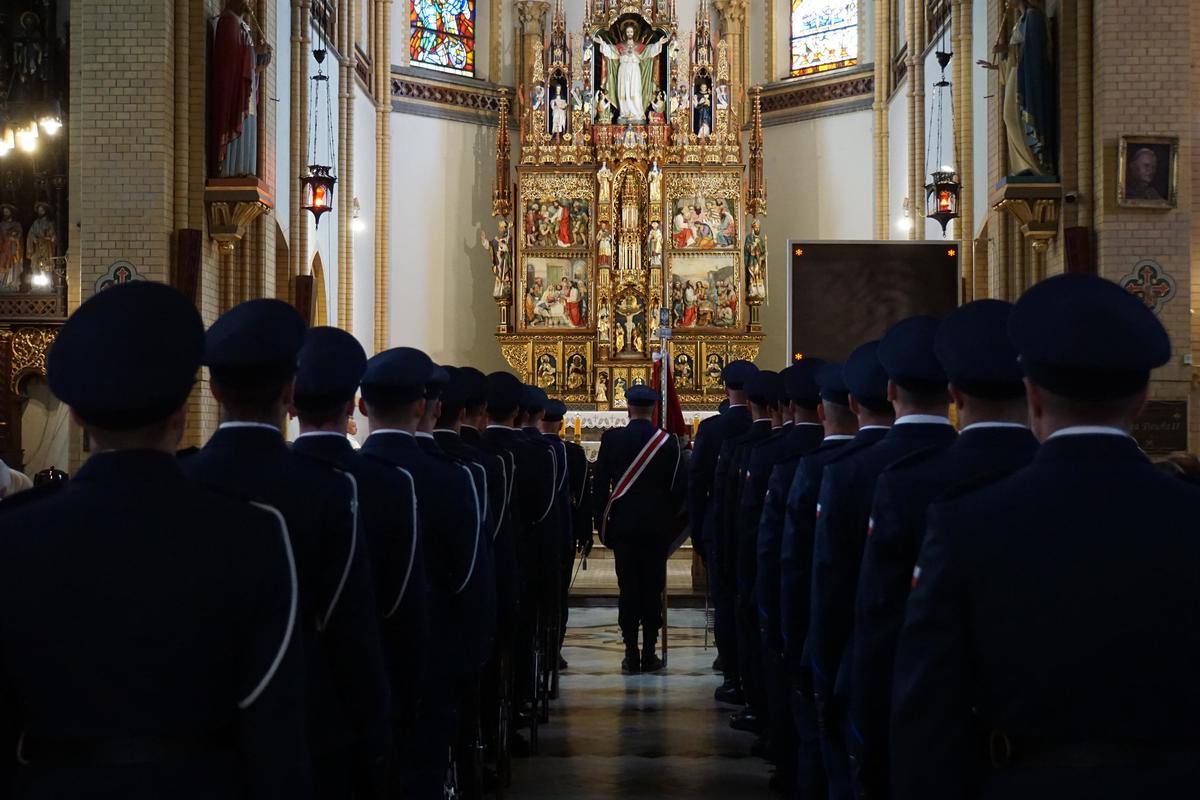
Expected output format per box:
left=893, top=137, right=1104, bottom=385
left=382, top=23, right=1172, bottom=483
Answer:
left=1132, top=400, right=1188, bottom=454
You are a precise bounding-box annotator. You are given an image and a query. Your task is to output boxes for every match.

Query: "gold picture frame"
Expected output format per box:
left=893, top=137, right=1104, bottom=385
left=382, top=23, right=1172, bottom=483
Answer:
left=1117, top=136, right=1178, bottom=209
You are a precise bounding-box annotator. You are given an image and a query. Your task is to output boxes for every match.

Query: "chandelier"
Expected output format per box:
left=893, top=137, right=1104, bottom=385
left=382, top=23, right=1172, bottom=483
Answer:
left=924, top=47, right=960, bottom=236
left=300, top=33, right=337, bottom=227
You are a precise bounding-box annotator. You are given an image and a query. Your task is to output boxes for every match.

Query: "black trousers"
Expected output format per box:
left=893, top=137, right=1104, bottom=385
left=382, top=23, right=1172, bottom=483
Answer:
left=613, top=544, right=667, bottom=648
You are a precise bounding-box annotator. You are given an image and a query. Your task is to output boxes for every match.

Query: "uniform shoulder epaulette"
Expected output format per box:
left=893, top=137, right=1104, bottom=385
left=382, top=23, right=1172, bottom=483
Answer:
left=933, top=467, right=1020, bottom=505
left=0, top=481, right=67, bottom=514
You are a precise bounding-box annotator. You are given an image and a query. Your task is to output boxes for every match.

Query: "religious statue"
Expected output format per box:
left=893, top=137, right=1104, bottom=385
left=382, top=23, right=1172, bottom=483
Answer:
left=648, top=160, right=662, bottom=208
left=646, top=220, right=663, bottom=268
left=550, top=87, right=568, bottom=135
left=597, top=222, right=613, bottom=267
left=536, top=354, right=558, bottom=389
left=744, top=219, right=767, bottom=302
left=647, top=90, right=667, bottom=124
left=595, top=88, right=615, bottom=124
left=693, top=82, right=713, bottom=137
left=978, top=0, right=1055, bottom=176
left=598, top=300, right=611, bottom=342
left=0, top=205, right=23, bottom=291
left=597, top=160, right=613, bottom=206
left=25, top=201, right=56, bottom=282
left=566, top=354, right=587, bottom=390
left=210, top=0, right=271, bottom=177
left=592, top=25, right=667, bottom=124
left=479, top=219, right=513, bottom=299
left=595, top=371, right=609, bottom=402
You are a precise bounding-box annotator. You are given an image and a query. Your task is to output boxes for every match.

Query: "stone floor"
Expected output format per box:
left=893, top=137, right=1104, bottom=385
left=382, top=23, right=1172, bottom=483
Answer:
left=510, top=607, right=776, bottom=799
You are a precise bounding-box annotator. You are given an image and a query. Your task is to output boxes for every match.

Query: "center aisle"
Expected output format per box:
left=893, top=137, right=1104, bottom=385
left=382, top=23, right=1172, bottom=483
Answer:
left=510, top=607, right=776, bottom=799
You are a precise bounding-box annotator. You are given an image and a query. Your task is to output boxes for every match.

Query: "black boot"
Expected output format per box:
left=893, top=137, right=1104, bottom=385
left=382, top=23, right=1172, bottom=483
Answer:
left=641, top=632, right=665, bottom=673
left=621, top=643, right=640, bottom=674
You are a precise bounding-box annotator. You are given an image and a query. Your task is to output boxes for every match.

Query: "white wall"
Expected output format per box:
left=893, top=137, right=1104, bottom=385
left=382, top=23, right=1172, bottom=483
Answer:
left=386, top=113, right=508, bottom=371
left=351, top=86, right=378, bottom=343
left=275, top=0, right=292, bottom=240
left=760, top=109, right=875, bottom=363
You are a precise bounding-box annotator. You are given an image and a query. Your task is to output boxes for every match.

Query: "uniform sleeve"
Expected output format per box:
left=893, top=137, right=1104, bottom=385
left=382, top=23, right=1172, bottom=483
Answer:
left=755, top=465, right=788, bottom=653
left=235, top=504, right=314, bottom=800
left=592, top=433, right=613, bottom=538
left=849, top=475, right=916, bottom=800
left=808, top=464, right=852, bottom=699
left=573, top=457, right=594, bottom=549
left=687, top=424, right=716, bottom=547
left=446, top=464, right=484, bottom=594
left=781, top=460, right=819, bottom=678
left=317, top=477, right=392, bottom=796
left=890, top=506, right=974, bottom=800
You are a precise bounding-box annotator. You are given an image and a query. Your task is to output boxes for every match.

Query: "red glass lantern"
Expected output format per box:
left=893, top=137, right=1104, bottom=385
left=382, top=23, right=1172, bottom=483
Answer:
left=924, top=170, right=960, bottom=236
left=300, top=164, right=336, bottom=228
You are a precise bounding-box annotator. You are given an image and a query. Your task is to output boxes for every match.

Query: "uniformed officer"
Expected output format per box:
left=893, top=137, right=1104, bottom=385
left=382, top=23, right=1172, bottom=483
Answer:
left=184, top=299, right=389, bottom=799
left=0, top=282, right=310, bottom=799
left=290, top=326, right=434, bottom=797
left=779, top=360, right=863, bottom=800
left=594, top=385, right=684, bottom=673
left=892, top=275, right=1199, bottom=800
left=356, top=347, right=483, bottom=798
left=809, top=320, right=957, bottom=800
left=696, top=360, right=759, bottom=703
left=730, top=369, right=784, bottom=734
left=542, top=399, right=592, bottom=670
left=849, top=301, right=1037, bottom=799
left=751, top=359, right=828, bottom=787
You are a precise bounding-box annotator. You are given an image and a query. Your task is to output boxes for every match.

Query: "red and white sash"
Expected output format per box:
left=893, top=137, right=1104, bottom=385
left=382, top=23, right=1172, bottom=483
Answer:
left=600, top=428, right=671, bottom=546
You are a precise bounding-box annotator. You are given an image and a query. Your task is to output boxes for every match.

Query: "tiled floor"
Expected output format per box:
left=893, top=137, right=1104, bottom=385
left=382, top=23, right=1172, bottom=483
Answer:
left=510, top=607, right=776, bottom=799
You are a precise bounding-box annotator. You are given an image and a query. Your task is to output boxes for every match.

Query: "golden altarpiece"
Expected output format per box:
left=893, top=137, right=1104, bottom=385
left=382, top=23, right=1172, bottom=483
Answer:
left=483, top=0, right=768, bottom=411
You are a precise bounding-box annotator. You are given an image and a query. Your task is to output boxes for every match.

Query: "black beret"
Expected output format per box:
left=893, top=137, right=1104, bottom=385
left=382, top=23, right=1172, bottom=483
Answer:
left=49, top=282, right=203, bottom=430
left=361, top=347, right=435, bottom=403
left=816, top=362, right=849, bottom=405
left=295, top=326, right=366, bottom=401
left=625, top=385, right=659, bottom=407
left=784, top=358, right=827, bottom=408
left=844, top=341, right=891, bottom=411
left=424, top=365, right=449, bottom=399
left=1010, top=274, right=1171, bottom=400
left=204, top=298, right=305, bottom=378
left=935, top=300, right=1024, bottom=399
left=459, top=366, right=489, bottom=408
left=521, top=384, right=548, bottom=413
left=878, top=316, right=947, bottom=394
left=722, top=359, right=758, bottom=390
left=747, top=369, right=782, bottom=406
left=487, top=372, right=524, bottom=414
left=439, top=365, right=468, bottom=412
left=543, top=399, right=567, bottom=421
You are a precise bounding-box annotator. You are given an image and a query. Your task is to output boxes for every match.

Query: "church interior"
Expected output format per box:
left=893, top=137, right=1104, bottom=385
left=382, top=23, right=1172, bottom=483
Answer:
left=1, top=0, right=1199, bottom=797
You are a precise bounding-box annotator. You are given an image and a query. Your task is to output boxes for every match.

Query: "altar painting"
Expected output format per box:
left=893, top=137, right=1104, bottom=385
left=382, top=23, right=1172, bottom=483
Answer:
left=522, top=197, right=592, bottom=248
left=522, top=258, right=591, bottom=329
left=670, top=196, right=738, bottom=249
left=669, top=254, right=740, bottom=329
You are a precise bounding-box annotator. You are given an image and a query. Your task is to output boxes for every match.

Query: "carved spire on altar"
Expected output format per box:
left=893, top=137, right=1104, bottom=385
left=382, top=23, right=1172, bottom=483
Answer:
left=746, top=86, right=766, bottom=217
left=493, top=91, right=513, bottom=218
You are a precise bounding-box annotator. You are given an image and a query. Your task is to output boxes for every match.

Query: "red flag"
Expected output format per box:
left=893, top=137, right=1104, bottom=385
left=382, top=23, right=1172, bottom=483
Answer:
left=651, top=353, right=688, bottom=436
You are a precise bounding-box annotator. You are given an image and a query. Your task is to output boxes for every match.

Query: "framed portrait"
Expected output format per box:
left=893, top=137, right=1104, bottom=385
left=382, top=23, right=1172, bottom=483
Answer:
left=667, top=253, right=741, bottom=330
left=1117, top=136, right=1178, bottom=209
left=519, top=257, right=591, bottom=330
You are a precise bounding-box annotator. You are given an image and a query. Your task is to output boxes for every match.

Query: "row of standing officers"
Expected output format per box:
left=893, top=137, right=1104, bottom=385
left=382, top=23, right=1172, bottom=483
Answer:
left=688, top=273, right=1200, bottom=799
left=0, top=280, right=603, bottom=799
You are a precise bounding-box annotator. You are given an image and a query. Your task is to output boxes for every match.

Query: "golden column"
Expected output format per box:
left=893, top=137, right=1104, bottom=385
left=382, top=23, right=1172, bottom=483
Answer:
left=290, top=0, right=312, bottom=290
left=714, top=0, right=750, bottom=122
left=373, top=0, right=393, bottom=352
left=952, top=0, right=974, bottom=296
left=906, top=0, right=925, bottom=241
left=336, top=0, right=356, bottom=331
left=514, top=1, right=551, bottom=111
left=872, top=0, right=891, bottom=239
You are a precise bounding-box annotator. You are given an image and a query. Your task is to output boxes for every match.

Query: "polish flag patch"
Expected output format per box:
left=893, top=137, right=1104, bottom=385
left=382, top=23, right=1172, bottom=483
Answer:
left=911, top=566, right=922, bottom=589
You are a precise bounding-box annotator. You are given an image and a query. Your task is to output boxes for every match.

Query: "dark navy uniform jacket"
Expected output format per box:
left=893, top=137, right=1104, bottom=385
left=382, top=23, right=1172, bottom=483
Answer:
left=847, top=424, right=1037, bottom=798
left=892, top=432, right=1200, bottom=800
left=0, top=450, right=311, bottom=800
left=780, top=432, right=874, bottom=677
left=593, top=419, right=684, bottom=550
left=359, top=431, right=483, bottom=687
left=687, top=404, right=752, bottom=552
left=565, top=440, right=593, bottom=550
left=712, top=419, right=773, bottom=583
left=754, top=423, right=827, bottom=651
left=481, top=426, right=556, bottom=586
left=183, top=424, right=388, bottom=765
left=291, top=432, right=429, bottom=727
left=541, top=432, right=575, bottom=562
left=808, top=420, right=956, bottom=705
left=522, top=427, right=566, bottom=578
left=459, top=426, right=520, bottom=632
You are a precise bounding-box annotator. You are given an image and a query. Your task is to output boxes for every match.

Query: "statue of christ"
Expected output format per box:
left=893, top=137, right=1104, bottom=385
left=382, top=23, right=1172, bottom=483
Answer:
left=592, top=25, right=667, bottom=124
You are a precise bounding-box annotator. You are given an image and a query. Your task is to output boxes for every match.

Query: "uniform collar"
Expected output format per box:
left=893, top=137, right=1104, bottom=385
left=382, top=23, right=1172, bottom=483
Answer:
left=78, top=449, right=186, bottom=484
left=368, top=428, right=414, bottom=437
left=859, top=424, right=891, bottom=431
left=415, top=431, right=435, bottom=440
left=823, top=434, right=854, bottom=441
left=894, top=414, right=953, bottom=426
left=432, top=428, right=460, bottom=436
left=959, top=422, right=1030, bottom=433
left=218, top=421, right=280, bottom=433
left=486, top=424, right=517, bottom=431
left=1046, top=425, right=1135, bottom=441
left=295, top=430, right=348, bottom=439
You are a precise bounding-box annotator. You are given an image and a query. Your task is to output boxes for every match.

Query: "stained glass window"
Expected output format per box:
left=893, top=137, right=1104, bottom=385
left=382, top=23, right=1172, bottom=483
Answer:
left=410, top=0, right=476, bottom=77
left=790, top=0, right=859, bottom=77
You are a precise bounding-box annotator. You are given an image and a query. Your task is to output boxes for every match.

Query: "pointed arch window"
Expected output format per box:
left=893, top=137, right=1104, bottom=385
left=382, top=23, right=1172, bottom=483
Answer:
left=790, top=0, right=859, bottom=77
left=409, top=0, right=476, bottom=76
